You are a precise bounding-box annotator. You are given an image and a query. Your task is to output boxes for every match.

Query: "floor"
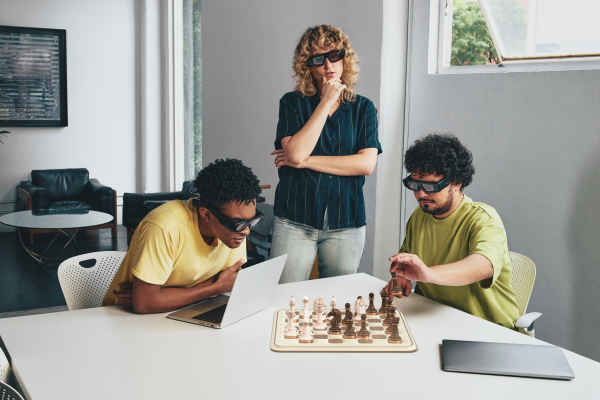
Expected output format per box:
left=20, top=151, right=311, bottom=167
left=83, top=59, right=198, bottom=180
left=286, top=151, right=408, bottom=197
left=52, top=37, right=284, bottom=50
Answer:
left=0, top=226, right=128, bottom=316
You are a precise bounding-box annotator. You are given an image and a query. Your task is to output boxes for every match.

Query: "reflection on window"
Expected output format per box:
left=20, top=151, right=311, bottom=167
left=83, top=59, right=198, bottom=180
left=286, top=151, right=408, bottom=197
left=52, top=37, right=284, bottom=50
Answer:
left=451, top=0, right=499, bottom=65
left=183, top=0, right=202, bottom=179
left=479, top=0, right=600, bottom=60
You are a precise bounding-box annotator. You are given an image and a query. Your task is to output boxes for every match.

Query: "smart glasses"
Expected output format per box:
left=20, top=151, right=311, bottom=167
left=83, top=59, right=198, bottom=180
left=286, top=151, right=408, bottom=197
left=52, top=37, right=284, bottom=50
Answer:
left=402, top=176, right=450, bottom=194
left=306, top=49, right=346, bottom=67
left=206, top=204, right=263, bottom=233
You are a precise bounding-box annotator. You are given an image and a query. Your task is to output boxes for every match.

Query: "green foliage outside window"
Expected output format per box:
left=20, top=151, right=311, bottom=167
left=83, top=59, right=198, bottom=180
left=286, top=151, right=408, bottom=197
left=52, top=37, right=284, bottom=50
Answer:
left=451, top=0, right=499, bottom=65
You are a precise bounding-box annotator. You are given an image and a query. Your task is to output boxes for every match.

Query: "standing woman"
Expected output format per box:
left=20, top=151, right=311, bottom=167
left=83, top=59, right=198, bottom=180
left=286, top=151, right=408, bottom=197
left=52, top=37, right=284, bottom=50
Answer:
left=271, top=24, right=382, bottom=282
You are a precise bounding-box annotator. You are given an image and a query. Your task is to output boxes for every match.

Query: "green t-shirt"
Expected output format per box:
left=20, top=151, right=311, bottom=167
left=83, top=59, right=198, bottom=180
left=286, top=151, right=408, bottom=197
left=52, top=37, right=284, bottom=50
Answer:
left=403, top=195, right=519, bottom=329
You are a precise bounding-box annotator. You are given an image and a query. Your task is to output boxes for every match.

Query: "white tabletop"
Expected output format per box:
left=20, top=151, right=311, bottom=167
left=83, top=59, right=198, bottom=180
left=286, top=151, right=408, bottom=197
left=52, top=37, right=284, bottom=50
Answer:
left=0, top=210, right=113, bottom=229
left=1, top=273, right=598, bottom=400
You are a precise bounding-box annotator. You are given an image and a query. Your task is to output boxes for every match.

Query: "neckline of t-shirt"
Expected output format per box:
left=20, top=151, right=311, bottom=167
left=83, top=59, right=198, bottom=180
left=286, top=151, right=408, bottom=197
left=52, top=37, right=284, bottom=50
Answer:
left=425, top=195, right=472, bottom=224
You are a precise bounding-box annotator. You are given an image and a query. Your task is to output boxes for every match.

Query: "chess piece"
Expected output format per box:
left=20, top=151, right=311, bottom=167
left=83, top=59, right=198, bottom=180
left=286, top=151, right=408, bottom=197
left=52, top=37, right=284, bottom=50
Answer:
left=366, top=292, right=378, bottom=315
left=357, top=314, right=370, bottom=339
left=299, top=314, right=314, bottom=343
left=343, top=303, right=353, bottom=325
left=385, top=316, right=401, bottom=334
left=390, top=271, right=401, bottom=294
left=302, top=296, right=310, bottom=320
left=383, top=308, right=395, bottom=326
left=327, top=308, right=342, bottom=334
left=387, top=323, right=403, bottom=344
left=343, top=320, right=356, bottom=339
left=313, top=298, right=327, bottom=330
left=379, top=292, right=389, bottom=315
left=284, top=310, right=298, bottom=339
left=289, top=296, right=295, bottom=314
left=354, top=296, right=365, bottom=322
left=330, top=296, right=339, bottom=315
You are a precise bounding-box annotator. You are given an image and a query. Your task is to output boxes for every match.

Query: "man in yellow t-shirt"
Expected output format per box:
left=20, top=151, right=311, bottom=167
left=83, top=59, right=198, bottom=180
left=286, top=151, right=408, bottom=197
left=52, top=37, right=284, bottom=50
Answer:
left=103, top=159, right=263, bottom=314
left=383, top=134, right=519, bottom=329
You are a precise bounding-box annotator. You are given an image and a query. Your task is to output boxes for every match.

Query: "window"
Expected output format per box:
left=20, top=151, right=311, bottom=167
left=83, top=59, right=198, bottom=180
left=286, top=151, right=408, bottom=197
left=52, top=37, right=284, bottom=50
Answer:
left=430, top=0, right=600, bottom=74
left=182, top=0, right=202, bottom=179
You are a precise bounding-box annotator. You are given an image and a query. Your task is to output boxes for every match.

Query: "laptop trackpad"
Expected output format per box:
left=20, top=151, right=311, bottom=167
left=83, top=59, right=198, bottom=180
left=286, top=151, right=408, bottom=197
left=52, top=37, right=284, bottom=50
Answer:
left=193, top=304, right=227, bottom=324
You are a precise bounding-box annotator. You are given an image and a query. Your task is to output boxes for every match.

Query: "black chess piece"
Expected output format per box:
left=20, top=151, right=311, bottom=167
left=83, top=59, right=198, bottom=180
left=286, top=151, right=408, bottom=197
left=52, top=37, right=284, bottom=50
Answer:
left=357, top=314, right=370, bottom=338
left=366, top=292, right=378, bottom=315
left=379, top=292, right=389, bottom=315
left=327, top=309, right=342, bottom=334
left=343, top=303, right=353, bottom=325
left=387, top=323, right=403, bottom=344
left=343, top=320, right=356, bottom=339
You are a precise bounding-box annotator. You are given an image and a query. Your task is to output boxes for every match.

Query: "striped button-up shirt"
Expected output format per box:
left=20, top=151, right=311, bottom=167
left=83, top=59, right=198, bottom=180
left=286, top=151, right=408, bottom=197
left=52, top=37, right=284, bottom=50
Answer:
left=273, top=91, right=382, bottom=230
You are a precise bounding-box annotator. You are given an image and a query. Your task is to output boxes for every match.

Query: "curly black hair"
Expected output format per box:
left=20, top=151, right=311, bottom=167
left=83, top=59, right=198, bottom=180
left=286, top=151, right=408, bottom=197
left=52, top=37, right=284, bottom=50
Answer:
left=193, top=159, right=261, bottom=207
left=404, top=134, right=475, bottom=189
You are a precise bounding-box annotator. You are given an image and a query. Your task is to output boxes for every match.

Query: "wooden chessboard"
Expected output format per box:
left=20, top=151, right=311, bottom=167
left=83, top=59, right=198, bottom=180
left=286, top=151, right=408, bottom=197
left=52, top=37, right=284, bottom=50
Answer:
left=270, top=308, right=417, bottom=352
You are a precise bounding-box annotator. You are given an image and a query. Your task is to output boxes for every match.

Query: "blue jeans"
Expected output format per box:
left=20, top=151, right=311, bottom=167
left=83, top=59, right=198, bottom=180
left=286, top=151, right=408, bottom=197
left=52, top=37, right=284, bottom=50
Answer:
left=270, top=216, right=366, bottom=283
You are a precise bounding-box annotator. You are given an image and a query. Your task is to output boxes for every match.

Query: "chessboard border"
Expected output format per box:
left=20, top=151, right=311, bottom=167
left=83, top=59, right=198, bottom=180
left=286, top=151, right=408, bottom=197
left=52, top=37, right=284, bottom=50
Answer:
left=269, top=308, right=418, bottom=353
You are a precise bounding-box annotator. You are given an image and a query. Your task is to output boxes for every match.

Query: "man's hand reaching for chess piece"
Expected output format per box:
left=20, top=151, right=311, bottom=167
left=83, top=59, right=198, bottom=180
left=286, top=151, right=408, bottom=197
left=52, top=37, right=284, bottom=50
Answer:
left=382, top=270, right=412, bottom=298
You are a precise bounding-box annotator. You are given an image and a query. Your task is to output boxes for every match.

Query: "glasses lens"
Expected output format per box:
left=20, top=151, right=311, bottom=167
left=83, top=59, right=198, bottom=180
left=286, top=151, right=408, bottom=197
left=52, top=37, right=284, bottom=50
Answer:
left=403, top=178, right=418, bottom=191
left=422, top=183, right=437, bottom=193
left=308, top=55, right=325, bottom=66
left=328, top=49, right=345, bottom=62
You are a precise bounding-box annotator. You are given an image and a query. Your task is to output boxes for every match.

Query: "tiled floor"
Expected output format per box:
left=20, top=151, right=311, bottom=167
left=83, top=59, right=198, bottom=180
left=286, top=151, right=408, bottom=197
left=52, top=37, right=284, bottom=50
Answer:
left=0, top=226, right=128, bottom=315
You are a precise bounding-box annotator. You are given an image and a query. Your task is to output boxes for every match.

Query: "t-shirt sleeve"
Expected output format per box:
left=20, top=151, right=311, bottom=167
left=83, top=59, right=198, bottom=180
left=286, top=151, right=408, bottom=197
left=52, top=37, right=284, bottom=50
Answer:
left=357, top=99, right=382, bottom=155
left=468, top=215, right=508, bottom=289
left=274, top=95, right=303, bottom=150
left=127, top=221, right=178, bottom=285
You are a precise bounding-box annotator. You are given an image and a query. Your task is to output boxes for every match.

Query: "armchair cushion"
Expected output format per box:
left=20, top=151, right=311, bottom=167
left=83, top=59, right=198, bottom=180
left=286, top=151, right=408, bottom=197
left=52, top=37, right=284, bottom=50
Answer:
left=39, top=200, right=91, bottom=215
left=31, top=168, right=90, bottom=200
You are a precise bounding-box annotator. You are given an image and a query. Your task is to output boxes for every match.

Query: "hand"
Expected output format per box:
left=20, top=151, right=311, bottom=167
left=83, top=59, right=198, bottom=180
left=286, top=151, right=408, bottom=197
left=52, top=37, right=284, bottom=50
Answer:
left=113, top=282, right=133, bottom=308
left=320, top=77, right=346, bottom=108
left=214, top=258, right=245, bottom=293
left=381, top=274, right=412, bottom=299
left=271, top=149, right=306, bottom=169
left=389, top=253, right=434, bottom=283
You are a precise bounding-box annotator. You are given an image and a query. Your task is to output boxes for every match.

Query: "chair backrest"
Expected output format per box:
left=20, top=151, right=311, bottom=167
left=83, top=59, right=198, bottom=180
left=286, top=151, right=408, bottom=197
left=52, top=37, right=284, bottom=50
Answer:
left=509, top=251, right=537, bottom=316
left=31, top=168, right=90, bottom=199
left=58, top=251, right=126, bottom=310
left=0, top=347, right=9, bottom=383
left=0, top=381, right=24, bottom=400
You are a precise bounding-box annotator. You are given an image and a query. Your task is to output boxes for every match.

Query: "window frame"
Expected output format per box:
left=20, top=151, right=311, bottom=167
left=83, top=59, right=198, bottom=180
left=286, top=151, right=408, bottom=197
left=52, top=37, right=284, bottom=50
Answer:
left=428, top=0, right=600, bottom=75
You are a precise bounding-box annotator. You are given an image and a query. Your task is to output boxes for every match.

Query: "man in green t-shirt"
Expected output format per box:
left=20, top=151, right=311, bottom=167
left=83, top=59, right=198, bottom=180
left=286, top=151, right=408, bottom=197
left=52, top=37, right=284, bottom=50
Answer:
left=383, top=134, right=519, bottom=328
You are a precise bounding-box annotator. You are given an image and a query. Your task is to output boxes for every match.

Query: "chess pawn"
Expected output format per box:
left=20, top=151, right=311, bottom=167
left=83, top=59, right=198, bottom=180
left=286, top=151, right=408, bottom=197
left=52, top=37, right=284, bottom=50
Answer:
left=366, top=292, right=378, bottom=315
left=343, top=320, right=356, bottom=339
left=379, top=292, right=389, bottom=315
left=343, top=303, right=353, bottom=325
left=284, top=310, right=298, bottom=339
left=289, top=296, right=296, bottom=314
left=357, top=314, right=370, bottom=339
left=387, top=323, right=403, bottom=344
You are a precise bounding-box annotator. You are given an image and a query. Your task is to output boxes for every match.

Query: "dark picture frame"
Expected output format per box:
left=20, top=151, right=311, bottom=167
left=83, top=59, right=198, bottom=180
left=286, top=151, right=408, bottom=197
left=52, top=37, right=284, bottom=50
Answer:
left=0, top=25, right=68, bottom=127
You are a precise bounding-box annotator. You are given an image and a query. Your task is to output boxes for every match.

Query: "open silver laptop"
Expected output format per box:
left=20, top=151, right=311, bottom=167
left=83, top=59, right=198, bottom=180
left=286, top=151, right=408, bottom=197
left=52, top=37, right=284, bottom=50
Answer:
left=166, top=254, right=286, bottom=328
left=441, top=339, right=575, bottom=380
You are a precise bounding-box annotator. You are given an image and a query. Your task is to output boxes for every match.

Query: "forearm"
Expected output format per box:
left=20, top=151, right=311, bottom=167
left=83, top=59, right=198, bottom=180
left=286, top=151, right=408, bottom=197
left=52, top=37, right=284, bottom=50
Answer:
left=304, top=151, right=377, bottom=176
left=428, top=254, right=493, bottom=286
left=284, top=101, right=331, bottom=163
left=132, top=279, right=223, bottom=314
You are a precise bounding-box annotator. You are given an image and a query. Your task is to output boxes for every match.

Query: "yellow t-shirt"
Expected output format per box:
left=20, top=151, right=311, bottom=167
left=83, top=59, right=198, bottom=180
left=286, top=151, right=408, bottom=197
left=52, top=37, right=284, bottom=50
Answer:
left=403, top=196, right=519, bottom=329
left=103, top=199, right=246, bottom=306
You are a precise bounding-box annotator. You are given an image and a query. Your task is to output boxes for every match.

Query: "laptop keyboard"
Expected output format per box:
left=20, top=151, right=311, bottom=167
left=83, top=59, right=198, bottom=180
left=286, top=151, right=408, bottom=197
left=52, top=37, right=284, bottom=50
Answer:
left=193, top=304, right=227, bottom=324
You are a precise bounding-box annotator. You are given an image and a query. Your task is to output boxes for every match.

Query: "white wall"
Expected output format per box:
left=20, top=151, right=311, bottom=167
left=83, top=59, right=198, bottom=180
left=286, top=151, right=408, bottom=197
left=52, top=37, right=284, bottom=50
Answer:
left=406, top=1, right=600, bottom=361
left=0, top=0, right=137, bottom=224
left=202, top=0, right=383, bottom=273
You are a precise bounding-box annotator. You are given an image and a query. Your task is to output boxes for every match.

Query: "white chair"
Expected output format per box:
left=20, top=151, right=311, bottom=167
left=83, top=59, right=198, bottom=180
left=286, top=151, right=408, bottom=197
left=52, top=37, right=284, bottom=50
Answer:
left=510, top=251, right=543, bottom=336
left=57, top=251, right=126, bottom=310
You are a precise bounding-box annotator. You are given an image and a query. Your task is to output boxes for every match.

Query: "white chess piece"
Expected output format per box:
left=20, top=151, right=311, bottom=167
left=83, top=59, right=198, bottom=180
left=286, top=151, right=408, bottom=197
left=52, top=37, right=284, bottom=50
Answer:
left=330, top=296, right=336, bottom=311
left=358, top=296, right=367, bottom=319
left=354, top=296, right=362, bottom=322
left=284, top=310, right=298, bottom=339
left=289, top=296, right=295, bottom=314
left=298, top=313, right=313, bottom=343
left=313, top=298, right=327, bottom=330
left=302, top=296, right=310, bottom=320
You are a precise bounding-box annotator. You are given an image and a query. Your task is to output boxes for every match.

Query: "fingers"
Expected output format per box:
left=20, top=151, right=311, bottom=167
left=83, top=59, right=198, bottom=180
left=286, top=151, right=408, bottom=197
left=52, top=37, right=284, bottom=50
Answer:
left=231, top=258, right=246, bottom=271
left=271, top=149, right=284, bottom=156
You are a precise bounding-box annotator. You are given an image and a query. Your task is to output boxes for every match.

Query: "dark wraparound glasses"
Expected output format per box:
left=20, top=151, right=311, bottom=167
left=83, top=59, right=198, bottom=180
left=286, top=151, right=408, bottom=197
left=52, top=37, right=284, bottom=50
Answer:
left=206, top=204, right=263, bottom=233
left=306, top=49, right=346, bottom=67
left=403, top=176, right=450, bottom=194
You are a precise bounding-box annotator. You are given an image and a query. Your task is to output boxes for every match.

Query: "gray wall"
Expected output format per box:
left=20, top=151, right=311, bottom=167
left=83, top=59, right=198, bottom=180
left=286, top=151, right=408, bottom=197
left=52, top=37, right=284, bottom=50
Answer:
left=202, top=0, right=383, bottom=273
left=406, top=1, right=600, bottom=360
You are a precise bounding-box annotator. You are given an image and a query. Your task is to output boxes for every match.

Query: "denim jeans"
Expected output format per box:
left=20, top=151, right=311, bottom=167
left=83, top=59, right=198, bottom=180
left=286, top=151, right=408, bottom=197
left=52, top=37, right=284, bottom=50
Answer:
left=270, top=216, right=366, bottom=283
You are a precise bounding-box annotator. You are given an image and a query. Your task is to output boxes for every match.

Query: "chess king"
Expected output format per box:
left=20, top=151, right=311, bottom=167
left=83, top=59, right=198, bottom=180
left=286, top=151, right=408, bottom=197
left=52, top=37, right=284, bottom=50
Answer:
left=103, top=159, right=262, bottom=313
left=383, top=134, right=519, bottom=329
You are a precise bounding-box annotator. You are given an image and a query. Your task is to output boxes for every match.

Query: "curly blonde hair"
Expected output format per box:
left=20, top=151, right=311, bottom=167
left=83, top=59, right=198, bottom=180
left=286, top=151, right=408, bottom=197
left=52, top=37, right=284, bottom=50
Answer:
left=293, top=25, right=359, bottom=103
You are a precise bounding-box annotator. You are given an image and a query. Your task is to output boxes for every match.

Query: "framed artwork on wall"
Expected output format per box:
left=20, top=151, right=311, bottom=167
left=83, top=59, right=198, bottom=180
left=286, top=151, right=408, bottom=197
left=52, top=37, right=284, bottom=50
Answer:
left=0, top=25, right=68, bottom=127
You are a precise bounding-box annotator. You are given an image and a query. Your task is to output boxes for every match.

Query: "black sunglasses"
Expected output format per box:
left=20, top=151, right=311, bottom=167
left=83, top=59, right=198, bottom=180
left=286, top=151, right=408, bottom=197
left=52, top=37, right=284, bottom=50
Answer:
left=306, top=49, right=346, bottom=67
left=403, top=176, right=450, bottom=194
left=206, top=204, right=263, bottom=233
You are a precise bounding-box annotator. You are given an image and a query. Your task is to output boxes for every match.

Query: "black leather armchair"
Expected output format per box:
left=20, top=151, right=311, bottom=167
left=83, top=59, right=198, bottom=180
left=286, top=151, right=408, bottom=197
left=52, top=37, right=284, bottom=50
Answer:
left=17, top=168, right=117, bottom=241
left=122, top=181, right=196, bottom=243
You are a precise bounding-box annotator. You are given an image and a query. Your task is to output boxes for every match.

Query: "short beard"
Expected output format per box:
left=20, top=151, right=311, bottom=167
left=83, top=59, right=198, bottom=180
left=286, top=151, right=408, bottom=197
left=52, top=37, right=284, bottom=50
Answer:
left=420, top=192, right=454, bottom=216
